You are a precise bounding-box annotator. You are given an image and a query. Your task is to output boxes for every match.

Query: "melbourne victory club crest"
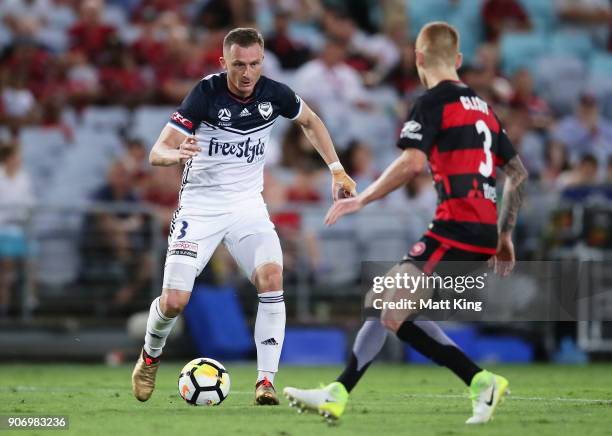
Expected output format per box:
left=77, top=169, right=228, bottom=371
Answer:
left=257, top=101, right=273, bottom=120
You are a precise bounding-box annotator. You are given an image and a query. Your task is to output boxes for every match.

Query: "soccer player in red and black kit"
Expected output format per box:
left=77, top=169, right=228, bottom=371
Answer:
left=284, top=21, right=528, bottom=424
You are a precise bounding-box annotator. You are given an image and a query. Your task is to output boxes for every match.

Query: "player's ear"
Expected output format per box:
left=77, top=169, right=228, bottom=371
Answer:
left=455, top=52, right=463, bottom=70
left=415, top=50, right=425, bottom=68
left=219, top=56, right=227, bottom=70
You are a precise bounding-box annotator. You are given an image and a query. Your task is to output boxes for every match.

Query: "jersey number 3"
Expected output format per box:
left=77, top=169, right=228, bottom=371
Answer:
left=476, top=119, right=493, bottom=178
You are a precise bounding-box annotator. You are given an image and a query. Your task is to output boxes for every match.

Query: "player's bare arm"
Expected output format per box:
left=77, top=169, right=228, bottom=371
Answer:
left=493, top=155, right=528, bottom=277
left=295, top=102, right=357, bottom=200
left=324, top=148, right=427, bottom=225
left=149, top=125, right=201, bottom=167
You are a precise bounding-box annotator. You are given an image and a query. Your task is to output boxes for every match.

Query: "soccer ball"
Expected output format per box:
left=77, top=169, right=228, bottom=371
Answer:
left=178, top=358, right=230, bottom=406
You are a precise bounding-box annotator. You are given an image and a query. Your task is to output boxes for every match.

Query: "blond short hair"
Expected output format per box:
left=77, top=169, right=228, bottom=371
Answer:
left=416, top=21, right=460, bottom=68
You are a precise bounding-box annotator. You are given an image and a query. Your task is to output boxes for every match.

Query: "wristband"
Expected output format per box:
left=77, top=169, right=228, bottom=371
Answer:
left=328, top=161, right=344, bottom=172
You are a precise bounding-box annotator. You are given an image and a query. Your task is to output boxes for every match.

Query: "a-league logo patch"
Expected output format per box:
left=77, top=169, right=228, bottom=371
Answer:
left=168, top=241, right=198, bottom=258
left=218, top=108, right=231, bottom=122
left=409, top=241, right=426, bottom=257
left=258, top=102, right=273, bottom=120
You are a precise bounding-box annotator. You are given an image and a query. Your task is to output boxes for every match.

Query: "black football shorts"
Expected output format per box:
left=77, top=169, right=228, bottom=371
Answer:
left=401, top=235, right=492, bottom=275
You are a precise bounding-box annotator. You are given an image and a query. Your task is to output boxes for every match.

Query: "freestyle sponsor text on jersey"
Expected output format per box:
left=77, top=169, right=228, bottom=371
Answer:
left=207, top=136, right=265, bottom=163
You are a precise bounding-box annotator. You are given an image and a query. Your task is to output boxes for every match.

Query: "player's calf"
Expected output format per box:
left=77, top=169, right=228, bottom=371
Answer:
left=132, top=291, right=188, bottom=402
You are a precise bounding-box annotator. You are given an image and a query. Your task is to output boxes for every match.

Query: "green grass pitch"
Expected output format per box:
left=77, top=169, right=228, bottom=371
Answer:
left=1, top=363, right=611, bottom=435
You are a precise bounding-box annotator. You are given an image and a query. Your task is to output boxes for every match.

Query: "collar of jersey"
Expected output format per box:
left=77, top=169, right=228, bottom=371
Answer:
left=223, top=74, right=261, bottom=103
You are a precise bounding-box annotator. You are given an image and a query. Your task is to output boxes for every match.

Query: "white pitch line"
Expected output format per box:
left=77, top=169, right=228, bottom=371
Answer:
left=3, top=387, right=611, bottom=404
left=398, top=393, right=612, bottom=404
left=0, top=386, right=254, bottom=395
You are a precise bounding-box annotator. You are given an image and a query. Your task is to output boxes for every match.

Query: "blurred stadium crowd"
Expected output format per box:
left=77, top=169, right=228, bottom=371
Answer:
left=0, top=0, right=611, bottom=318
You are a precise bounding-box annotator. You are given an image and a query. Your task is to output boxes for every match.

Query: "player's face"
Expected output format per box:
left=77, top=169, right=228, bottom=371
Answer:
left=221, top=43, right=264, bottom=97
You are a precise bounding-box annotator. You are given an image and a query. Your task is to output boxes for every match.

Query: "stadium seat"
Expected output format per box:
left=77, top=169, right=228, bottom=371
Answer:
left=132, top=106, right=175, bottom=148
left=448, top=0, right=485, bottom=61
left=550, top=31, right=594, bottom=62
left=20, top=127, right=70, bottom=193
left=81, top=106, right=130, bottom=132
left=534, top=55, right=585, bottom=115
left=500, top=32, right=549, bottom=76
left=183, top=285, right=253, bottom=360
left=316, top=230, right=360, bottom=284
left=518, top=0, right=557, bottom=32
left=589, top=52, right=612, bottom=78
left=406, top=0, right=453, bottom=39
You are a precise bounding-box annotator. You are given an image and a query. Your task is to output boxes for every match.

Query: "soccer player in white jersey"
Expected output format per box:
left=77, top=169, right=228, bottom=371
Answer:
left=131, top=28, right=356, bottom=405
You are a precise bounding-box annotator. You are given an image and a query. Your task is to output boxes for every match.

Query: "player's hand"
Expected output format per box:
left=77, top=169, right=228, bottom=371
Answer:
left=324, top=196, right=364, bottom=225
left=178, top=136, right=200, bottom=165
left=489, top=234, right=515, bottom=277
left=331, top=169, right=357, bottom=201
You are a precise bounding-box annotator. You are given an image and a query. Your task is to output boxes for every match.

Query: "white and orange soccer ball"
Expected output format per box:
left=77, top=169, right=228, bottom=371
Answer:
left=178, top=358, right=231, bottom=406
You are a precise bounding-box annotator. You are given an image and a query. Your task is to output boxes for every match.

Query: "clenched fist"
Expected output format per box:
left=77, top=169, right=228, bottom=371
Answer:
left=331, top=169, right=357, bottom=201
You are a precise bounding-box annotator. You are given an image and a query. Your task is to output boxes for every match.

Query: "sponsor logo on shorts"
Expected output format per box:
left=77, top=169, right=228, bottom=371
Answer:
left=409, top=241, right=426, bottom=257
left=168, top=241, right=198, bottom=258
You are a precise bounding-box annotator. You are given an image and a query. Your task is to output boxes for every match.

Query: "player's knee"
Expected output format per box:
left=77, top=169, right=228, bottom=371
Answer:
left=381, top=319, right=403, bottom=333
left=253, top=263, right=283, bottom=292
left=160, top=290, right=190, bottom=317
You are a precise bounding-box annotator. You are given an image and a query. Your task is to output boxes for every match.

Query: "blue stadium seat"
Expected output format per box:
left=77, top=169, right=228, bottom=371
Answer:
left=133, top=106, right=175, bottom=149
left=449, top=0, right=485, bottom=61
left=535, top=55, right=585, bottom=115
left=589, top=52, right=612, bottom=77
left=406, top=0, right=452, bottom=39
left=500, top=32, right=548, bottom=76
left=550, top=31, right=594, bottom=62
left=518, top=0, right=557, bottom=32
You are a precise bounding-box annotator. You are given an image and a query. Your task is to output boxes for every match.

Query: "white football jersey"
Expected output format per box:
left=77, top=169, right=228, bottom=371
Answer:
left=167, top=72, right=303, bottom=212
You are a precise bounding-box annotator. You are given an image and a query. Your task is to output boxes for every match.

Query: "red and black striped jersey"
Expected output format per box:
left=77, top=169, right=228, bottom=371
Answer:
left=397, top=80, right=517, bottom=255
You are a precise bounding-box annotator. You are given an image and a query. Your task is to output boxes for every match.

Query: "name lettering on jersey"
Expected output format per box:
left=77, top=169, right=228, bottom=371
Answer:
left=483, top=182, right=496, bottom=203
left=171, top=112, right=193, bottom=131
left=400, top=120, right=423, bottom=141
left=258, top=102, right=273, bottom=120
left=218, top=108, right=232, bottom=123
left=460, top=96, right=489, bottom=115
left=208, top=137, right=265, bottom=163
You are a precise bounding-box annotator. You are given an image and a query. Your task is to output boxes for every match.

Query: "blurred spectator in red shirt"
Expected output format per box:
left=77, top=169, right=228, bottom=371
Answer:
left=382, top=41, right=420, bottom=98
left=509, top=68, right=552, bottom=129
left=68, top=0, right=117, bottom=65
left=541, top=141, right=571, bottom=185
left=131, top=0, right=188, bottom=23
left=130, top=15, right=166, bottom=66
left=482, top=0, right=531, bottom=42
left=142, top=166, right=181, bottom=237
left=286, top=163, right=323, bottom=204
left=98, top=42, right=148, bottom=106
left=266, top=8, right=311, bottom=70
left=154, top=25, right=207, bottom=103
left=342, top=139, right=378, bottom=188
left=1, top=16, right=50, bottom=97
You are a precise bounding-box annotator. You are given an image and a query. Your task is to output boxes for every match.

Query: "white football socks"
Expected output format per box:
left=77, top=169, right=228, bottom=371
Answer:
left=255, top=290, right=286, bottom=383
left=143, top=297, right=177, bottom=358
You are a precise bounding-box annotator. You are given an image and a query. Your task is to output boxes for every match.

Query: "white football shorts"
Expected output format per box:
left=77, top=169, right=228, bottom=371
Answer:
left=162, top=205, right=283, bottom=292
